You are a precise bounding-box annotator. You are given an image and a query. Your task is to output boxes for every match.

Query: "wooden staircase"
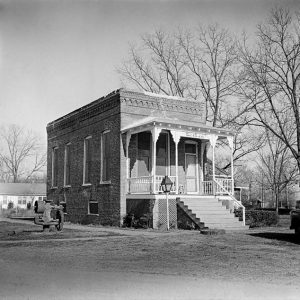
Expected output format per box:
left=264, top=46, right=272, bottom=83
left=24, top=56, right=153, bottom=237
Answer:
left=177, top=196, right=248, bottom=231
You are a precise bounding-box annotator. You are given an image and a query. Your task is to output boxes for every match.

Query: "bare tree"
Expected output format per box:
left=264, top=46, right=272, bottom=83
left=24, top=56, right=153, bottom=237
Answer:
left=119, top=25, right=258, bottom=168
left=239, top=7, right=300, bottom=174
left=120, top=25, right=243, bottom=126
left=255, top=130, right=298, bottom=211
left=0, top=124, right=46, bottom=183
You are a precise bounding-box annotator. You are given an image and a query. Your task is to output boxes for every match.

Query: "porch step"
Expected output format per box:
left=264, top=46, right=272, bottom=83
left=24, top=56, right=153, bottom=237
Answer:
left=178, top=197, right=248, bottom=231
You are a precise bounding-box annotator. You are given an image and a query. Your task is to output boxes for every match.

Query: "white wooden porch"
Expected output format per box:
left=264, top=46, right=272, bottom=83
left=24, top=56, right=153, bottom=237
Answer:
left=127, top=175, right=234, bottom=196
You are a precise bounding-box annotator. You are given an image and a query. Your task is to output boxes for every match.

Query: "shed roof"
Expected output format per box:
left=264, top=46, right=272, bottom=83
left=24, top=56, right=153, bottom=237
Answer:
left=0, top=183, right=46, bottom=196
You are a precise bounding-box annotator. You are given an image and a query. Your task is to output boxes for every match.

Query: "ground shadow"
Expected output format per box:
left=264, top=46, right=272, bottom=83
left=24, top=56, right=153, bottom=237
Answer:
left=249, top=232, right=300, bottom=245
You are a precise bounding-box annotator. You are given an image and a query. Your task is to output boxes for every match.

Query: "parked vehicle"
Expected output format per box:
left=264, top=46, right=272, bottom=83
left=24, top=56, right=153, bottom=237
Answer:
left=33, top=200, right=64, bottom=231
left=290, top=201, right=300, bottom=235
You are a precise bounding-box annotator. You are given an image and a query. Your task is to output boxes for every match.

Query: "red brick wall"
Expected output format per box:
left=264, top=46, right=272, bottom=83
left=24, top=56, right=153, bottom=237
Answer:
left=47, top=92, right=122, bottom=225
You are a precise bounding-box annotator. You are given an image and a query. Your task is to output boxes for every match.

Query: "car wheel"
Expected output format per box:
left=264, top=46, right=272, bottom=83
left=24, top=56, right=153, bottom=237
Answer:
left=55, top=210, right=64, bottom=231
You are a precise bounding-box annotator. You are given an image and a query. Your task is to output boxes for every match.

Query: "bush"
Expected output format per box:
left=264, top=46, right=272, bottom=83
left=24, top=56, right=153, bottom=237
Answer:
left=255, top=207, right=291, bottom=215
left=235, top=209, right=279, bottom=227
left=122, top=213, right=152, bottom=229
left=247, top=210, right=278, bottom=228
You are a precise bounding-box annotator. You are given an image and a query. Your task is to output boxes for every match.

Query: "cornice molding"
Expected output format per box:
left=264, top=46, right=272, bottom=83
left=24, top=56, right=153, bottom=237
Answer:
left=120, top=96, right=204, bottom=116
left=47, top=89, right=206, bottom=134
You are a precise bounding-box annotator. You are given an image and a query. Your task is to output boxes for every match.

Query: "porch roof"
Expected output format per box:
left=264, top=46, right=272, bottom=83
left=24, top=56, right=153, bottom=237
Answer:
left=121, top=117, right=235, bottom=139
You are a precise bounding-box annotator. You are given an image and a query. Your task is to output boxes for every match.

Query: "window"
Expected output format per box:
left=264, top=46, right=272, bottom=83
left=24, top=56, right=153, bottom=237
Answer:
left=3, top=196, right=7, bottom=205
left=83, top=136, right=92, bottom=184
left=52, top=147, right=59, bottom=187
left=137, top=132, right=151, bottom=176
left=101, top=130, right=111, bottom=183
left=156, top=132, right=169, bottom=176
left=88, top=201, right=98, bottom=215
left=18, top=196, right=26, bottom=205
left=64, top=143, right=71, bottom=186
left=185, top=143, right=196, bottom=154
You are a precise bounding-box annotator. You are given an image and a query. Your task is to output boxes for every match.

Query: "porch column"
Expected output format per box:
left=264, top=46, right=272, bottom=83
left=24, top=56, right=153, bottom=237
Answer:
left=227, top=136, right=234, bottom=196
left=151, top=127, right=161, bottom=193
left=209, top=135, right=218, bottom=181
left=200, top=140, right=206, bottom=194
left=170, top=130, right=181, bottom=194
left=126, top=133, right=132, bottom=193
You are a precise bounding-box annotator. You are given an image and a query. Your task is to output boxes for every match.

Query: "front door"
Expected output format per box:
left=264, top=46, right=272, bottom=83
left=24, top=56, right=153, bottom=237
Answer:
left=185, top=142, right=198, bottom=193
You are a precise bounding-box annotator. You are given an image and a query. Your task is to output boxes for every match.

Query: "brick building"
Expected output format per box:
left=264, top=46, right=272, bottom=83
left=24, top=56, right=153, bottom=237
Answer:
left=47, top=89, right=246, bottom=230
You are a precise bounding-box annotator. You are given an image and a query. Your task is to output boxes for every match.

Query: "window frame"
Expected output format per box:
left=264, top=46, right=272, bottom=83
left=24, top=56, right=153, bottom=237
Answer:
left=83, top=136, right=92, bottom=185
left=100, top=130, right=111, bottom=184
left=51, top=146, right=59, bottom=188
left=64, top=142, right=71, bottom=187
left=88, top=200, right=99, bottom=215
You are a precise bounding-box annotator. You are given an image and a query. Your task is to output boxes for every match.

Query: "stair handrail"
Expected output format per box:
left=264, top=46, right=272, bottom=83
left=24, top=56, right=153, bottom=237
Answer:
left=213, top=179, right=246, bottom=226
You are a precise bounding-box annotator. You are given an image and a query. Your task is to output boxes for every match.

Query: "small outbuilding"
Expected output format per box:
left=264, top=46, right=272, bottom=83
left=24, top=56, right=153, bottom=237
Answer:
left=0, top=183, right=46, bottom=210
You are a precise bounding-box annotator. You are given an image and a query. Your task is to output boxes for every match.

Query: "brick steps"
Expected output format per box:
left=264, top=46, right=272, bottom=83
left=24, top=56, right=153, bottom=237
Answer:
left=178, top=197, right=247, bottom=231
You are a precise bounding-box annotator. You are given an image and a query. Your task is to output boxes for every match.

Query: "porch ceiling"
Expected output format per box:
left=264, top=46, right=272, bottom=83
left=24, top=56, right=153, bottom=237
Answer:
left=121, top=117, right=235, bottom=139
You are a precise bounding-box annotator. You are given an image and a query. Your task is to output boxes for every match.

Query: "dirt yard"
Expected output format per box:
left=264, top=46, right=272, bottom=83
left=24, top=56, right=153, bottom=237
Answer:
left=0, top=218, right=299, bottom=300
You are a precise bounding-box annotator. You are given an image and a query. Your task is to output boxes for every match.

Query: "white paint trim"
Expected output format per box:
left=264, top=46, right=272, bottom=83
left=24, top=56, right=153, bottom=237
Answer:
left=184, top=141, right=199, bottom=194
left=126, top=194, right=178, bottom=200
left=51, top=146, right=58, bottom=188
left=83, top=136, right=92, bottom=184
left=100, top=130, right=110, bottom=183
left=126, top=194, right=216, bottom=200
left=166, top=131, right=170, bottom=176
left=63, top=142, right=71, bottom=187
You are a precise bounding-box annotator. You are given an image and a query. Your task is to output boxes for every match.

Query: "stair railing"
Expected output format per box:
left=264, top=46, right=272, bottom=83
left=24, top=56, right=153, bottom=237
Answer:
left=213, top=180, right=246, bottom=226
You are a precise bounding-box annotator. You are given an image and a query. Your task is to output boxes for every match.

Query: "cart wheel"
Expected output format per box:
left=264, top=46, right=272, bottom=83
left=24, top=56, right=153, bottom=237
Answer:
left=56, top=210, right=64, bottom=231
left=43, top=225, right=50, bottom=232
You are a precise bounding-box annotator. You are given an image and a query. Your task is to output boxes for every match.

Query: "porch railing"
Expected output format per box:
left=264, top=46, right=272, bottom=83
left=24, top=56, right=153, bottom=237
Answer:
left=202, top=177, right=233, bottom=195
left=215, top=177, right=233, bottom=195
left=127, top=175, right=177, bottom=194
left=127, top=176, right=234, bottom=198
left=213, top=179, right=245, bottom=226
left=127, top=176, right=153, bottom=194
left=202, top=181, right=214, bottom=195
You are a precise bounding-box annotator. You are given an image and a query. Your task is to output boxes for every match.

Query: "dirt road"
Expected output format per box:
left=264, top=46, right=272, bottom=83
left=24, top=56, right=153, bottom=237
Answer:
left=0, top=219, right=299, bottom=299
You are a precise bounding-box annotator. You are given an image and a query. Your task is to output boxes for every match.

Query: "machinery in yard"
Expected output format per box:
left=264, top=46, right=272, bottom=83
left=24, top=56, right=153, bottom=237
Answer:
left=290, top=201, right=300, bottom=235
left=33, top=200, right=64, bottom=232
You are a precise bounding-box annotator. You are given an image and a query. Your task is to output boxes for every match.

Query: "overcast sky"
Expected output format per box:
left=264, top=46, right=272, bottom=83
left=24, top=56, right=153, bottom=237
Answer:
left=1, top=0, right=299, bottom=142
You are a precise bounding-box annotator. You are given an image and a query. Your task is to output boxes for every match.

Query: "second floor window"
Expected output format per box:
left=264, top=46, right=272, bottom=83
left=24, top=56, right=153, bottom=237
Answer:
left=83, top=136, right=92, bottom=184
left=64, top=143, right=71, bottom=186
left=52, top=147, right=58, bottom=187
left=101, top=130, right=110, bottom=182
